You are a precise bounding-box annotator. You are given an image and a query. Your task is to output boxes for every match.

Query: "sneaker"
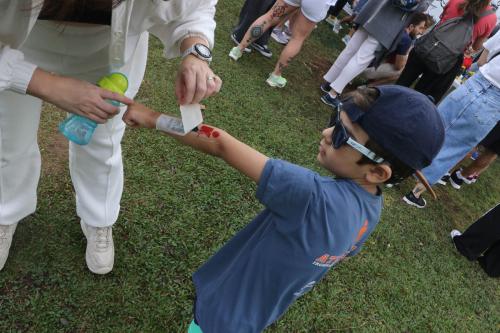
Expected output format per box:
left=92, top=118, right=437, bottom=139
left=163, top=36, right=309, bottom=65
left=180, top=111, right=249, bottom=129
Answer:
left=449, top=170, right=463, bottom=189
left=332, top=22, right=342, bottom=34
left=0, top=223, right=17, bottom=271
left=342, top=35, right=351, bottom=45
left=403, top=192, right=427, bottom=208
left=81, top=220, right=114, bottom=274
left=437, top=172, right=451, bottom=186
left=320, top=93, right=341, bottom=108
left=230, top=33, right=251, bottom=53
left=450, top=229, right=462, bottom=239
left=251, top=43, right=273, bottom=58
left=266, top=73, right=287, bottom=88
left=325, top=15, right=338, bottom=26
left=271, top=29, right=290, bottom=45
left=320, top=82, right=331, bottom=93
left=228, top=46, right=243, bottom=61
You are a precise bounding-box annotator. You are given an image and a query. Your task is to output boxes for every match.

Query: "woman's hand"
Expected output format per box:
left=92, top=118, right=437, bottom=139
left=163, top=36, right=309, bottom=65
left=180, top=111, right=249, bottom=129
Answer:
left=27, top=68, right=133, bottom=124
left=175, top=55, right=222, bottom=105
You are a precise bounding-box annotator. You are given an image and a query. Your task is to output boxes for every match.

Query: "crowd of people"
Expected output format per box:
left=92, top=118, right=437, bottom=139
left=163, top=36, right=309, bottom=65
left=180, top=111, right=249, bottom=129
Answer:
left=0, top=0, right=499, bottom=332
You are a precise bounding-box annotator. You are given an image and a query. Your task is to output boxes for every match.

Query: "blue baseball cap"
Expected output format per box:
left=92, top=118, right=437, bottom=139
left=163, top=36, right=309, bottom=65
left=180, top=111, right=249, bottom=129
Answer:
left=341, top=85, right=445, bottom=171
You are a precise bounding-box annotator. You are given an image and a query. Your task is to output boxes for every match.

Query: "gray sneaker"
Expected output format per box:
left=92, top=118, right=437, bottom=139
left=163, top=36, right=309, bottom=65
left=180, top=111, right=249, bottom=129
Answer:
left=81, top=221, right=114, bottom=274
left=0, top=223, right=17, bottom=271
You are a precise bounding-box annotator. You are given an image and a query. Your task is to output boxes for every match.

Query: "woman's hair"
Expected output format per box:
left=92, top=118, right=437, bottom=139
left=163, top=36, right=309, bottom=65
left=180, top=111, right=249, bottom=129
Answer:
left=33, top=0, right=125, bottom=21
left=458, top=0, right=491, bottom=20
left=341, top=87, right=414, bottom=184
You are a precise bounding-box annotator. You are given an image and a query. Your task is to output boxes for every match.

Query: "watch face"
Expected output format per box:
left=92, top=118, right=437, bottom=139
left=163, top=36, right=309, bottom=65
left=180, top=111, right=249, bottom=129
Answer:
left=194, top=44, right=211, bottom=58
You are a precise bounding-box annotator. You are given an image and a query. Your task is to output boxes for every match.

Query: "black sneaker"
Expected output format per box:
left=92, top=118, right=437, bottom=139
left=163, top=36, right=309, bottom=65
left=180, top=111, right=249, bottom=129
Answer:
left=320, top=82, right=331, bottom=93
left=449, top=170, right=464, bottom=189
left=320, top=93, right=341, bottom=108
left=251, top=43, right=272, bottom=58
left=230, top=33, right=251, bottom=53
left=402, top=192, right=427, bottom=208
left=436, top=173, right=450, bottom=186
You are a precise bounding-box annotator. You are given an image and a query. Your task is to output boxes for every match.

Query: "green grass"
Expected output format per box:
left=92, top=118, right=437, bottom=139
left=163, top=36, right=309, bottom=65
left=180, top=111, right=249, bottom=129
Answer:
left=1, top=1, right=499, bottom=332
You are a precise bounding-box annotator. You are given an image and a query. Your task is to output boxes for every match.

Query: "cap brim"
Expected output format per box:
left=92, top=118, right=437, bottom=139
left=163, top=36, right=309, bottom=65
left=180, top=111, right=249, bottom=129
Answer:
left=415, top=170, right=438, bottom=200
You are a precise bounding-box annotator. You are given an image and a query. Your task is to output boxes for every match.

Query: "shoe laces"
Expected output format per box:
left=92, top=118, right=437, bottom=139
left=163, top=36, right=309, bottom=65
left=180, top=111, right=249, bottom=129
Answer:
left=95, top=227, right=111, bottom=251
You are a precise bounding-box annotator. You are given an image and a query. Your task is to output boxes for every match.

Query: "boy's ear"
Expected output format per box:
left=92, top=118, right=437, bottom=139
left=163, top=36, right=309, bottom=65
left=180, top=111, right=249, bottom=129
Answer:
left=365, top=164, right=392, bottom=184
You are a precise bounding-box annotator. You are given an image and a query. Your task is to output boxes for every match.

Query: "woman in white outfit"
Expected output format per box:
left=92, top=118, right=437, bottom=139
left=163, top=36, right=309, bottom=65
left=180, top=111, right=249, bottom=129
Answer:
left=0, top=0, right=221, bottom=274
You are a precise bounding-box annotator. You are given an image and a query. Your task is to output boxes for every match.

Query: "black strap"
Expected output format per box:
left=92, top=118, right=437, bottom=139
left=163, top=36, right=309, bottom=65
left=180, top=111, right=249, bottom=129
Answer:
left=490, top=51, right=500, bottom=62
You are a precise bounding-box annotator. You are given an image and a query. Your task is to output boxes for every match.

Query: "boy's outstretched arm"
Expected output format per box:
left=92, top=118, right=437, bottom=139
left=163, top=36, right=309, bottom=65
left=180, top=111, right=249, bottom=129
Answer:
left=123, top=102, right=269, bottom=183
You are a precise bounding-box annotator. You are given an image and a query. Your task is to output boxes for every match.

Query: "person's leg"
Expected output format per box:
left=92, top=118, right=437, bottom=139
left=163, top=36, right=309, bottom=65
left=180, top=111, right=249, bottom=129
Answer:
left=362, top=63, right=400, bottom=81
left=323, top=28, right=370, bottom=85
left=328, top=0, right=349, bottom=18
left=233, top=0, right=276, bottom=50
left=453, top=204, right=500, bottom=262
left=237, top=0, right=298, bottom=51
left=395, top=50, right=428, bottom=88
left=460, top=149, right=497, bottom=178
left=406, top=73, right=500, bottom=201
left=414, top=57, right=463, bottom=104
left=0, top=91, right=42, bottom=270
left=68, top=31, right=149, bottom=274
left=271, top=10, right=316, bottom=76
left=478, top=240, right=500, bottom=277
left=328, top=29, right=379, bottom=95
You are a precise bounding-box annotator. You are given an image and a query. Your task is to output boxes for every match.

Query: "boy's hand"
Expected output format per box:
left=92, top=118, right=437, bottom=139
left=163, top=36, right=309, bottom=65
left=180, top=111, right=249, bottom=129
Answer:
left=123, top=103, right=160, bottom=129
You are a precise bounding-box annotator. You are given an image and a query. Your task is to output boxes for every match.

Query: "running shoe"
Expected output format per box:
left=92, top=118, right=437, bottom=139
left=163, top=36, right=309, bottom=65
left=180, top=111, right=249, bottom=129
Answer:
left=266, top=73, right=287, bottom=88
left=229, top=46, right=243, bottom=61
left=230, top=33, right=251, bottom=53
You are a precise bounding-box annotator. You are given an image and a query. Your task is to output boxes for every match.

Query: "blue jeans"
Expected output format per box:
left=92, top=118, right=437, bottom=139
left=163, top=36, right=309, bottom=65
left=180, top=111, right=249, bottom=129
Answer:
left=422, top=72, right=500, bottom=185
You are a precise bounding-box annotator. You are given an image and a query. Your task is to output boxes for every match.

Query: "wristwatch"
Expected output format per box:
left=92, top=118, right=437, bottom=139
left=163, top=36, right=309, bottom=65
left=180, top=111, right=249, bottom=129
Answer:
left=182, top=43, right=212, bottom=64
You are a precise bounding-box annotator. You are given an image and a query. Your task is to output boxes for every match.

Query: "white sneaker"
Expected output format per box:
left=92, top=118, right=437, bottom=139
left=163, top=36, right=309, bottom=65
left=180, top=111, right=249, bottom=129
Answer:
left=450, top=229, right=462, bottom=239
left=332, top=22, right=342, bottom=34
left=0, top=223, right=17, bottom=271
left=342, top=35, right=351, bottom=45
left=80, top=221, right=114, bottom=274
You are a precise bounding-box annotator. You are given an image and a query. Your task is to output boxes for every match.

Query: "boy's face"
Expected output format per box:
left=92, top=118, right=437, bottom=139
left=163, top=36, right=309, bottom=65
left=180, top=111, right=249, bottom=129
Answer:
left=317, top=111, right=377, bottom=179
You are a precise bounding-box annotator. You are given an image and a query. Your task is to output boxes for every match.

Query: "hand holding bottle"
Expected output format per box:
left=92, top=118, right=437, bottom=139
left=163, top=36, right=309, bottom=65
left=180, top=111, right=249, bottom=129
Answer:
left=27, top=69, right=133, bottom=123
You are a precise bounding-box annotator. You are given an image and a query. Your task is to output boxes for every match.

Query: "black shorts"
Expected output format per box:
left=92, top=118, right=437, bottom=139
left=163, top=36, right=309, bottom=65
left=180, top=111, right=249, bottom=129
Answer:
left=480, top=123, right=500, bottom=155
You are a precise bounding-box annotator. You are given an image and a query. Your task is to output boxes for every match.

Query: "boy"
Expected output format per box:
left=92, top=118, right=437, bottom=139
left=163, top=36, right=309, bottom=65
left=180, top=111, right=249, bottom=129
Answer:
left=123, top=85, right=444, bottom=333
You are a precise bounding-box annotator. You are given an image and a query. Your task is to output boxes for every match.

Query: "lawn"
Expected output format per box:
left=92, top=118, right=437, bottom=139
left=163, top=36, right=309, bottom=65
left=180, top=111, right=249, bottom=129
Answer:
left=1, top=1, right=499, bottom=332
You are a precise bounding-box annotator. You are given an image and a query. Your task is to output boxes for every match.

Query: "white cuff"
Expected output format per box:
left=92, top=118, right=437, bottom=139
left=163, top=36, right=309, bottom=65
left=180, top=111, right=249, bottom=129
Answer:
left=11, top=59, right=37, bottom=94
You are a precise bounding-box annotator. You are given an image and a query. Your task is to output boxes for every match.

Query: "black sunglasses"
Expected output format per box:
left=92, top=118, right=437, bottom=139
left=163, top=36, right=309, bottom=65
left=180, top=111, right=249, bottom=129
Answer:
left=328, top=105, right=384, bottom=164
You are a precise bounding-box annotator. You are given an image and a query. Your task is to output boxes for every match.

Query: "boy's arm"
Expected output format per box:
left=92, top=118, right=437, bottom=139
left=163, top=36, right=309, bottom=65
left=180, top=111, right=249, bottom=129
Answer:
left=123, top=103, right=269, bottom=183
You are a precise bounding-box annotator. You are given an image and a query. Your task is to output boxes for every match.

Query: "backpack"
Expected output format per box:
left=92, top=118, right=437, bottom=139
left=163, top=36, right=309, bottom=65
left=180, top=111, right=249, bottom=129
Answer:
left=392, top=0, right=420, bottom=12
left=414, top=9, right=495, bottom=74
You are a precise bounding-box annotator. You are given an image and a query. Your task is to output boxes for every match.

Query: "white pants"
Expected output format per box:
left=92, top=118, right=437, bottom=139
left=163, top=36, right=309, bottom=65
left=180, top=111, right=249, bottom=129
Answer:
left=323, top=28, right=380, bottom=94
left=362, top=63, right=402, bottom=80
left=0, top=21, right=148, bottom=227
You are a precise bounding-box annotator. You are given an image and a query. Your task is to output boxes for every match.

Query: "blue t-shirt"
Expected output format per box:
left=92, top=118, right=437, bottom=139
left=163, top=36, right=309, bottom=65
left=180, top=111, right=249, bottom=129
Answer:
left=387, top=31, right=414, bottom=64
left=192, top=159, right=383, bottom=333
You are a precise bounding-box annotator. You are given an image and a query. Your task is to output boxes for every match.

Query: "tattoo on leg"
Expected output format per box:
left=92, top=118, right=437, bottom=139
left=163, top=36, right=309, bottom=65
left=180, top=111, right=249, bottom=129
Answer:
left=251, top=25, right=264, bottom=39
left=271, top=5, right=287, bottom=19
left=278, top=62, right=286, bottom=71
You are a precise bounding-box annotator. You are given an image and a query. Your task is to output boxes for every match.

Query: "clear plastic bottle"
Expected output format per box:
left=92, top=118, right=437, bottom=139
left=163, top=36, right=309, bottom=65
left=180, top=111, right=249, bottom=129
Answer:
left=59, top=73, right=128, bottom=145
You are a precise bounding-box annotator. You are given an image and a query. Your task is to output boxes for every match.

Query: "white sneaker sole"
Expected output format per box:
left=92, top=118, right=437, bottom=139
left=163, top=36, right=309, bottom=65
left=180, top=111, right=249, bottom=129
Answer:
left=80, top=221, right=114, bottom=275
left=228, top=52, right=241, bottom=61
left=266, top=78, right=286, bottom=88
left=449, top=178, right=461, bottom=190
left=402, top=196, right=426, bottom=209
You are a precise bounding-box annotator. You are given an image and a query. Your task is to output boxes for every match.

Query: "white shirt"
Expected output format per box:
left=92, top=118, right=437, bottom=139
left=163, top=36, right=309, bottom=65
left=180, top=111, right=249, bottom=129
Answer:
left=480, top=31, right=500, bottom=89
left=0, top=0, right=217, bottom=94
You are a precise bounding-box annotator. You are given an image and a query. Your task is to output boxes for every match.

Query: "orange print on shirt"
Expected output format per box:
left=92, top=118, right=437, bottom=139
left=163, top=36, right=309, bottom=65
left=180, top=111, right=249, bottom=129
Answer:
left=355, top=220, right=369, bottom=243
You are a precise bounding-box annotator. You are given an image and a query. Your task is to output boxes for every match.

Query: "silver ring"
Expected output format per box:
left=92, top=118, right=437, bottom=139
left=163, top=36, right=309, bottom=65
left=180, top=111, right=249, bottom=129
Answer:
left=207, top=76, right=215, bottom=81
